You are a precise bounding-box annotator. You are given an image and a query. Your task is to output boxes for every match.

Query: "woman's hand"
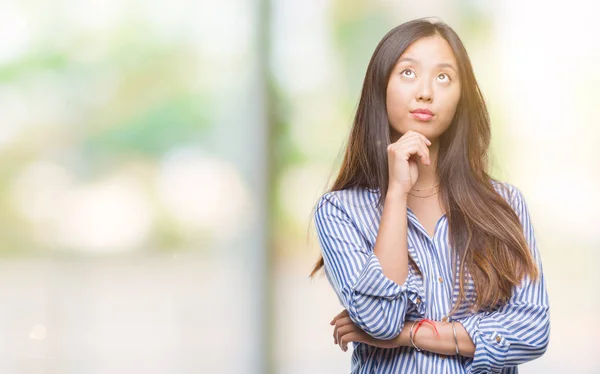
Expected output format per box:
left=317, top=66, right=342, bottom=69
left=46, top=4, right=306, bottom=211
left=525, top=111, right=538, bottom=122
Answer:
left=387, top=130, right=431, bottom=195
left=330, top=309, right=403, bottom=351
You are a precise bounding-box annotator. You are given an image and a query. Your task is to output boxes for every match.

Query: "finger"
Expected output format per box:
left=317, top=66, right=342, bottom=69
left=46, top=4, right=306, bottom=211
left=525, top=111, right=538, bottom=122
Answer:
left=339, top=330, right=365, bottom=352
left=406, top=139, right=430, bottom=165
left=393, top=131, right=418, bottom=146
left=330, top=309, right=349, bottom=325
left=417, top=142, right=431, bottom=165
left=404, top=143, right=428, bottom=164
left=337, top=324, right=359, bottom=349
left=389, top=140, right=429, bottom=165
left=337, top=324, right=357, bottom=338
left=341, top=332, right=361, bottom=351
left=405, top=130, right=430, bottom=145
left=399, top=131, right=431, bottom=148
left=329, top=309, right=348, bottom=325
left=335, top=316, right=353, bottom=327
left=388, top=134, right=420, bottom=150
left=418, top=133, right=432, bottom=146
left=333, top=317, right=353, bottom=344
left=406, top=130, right=430, bottom=146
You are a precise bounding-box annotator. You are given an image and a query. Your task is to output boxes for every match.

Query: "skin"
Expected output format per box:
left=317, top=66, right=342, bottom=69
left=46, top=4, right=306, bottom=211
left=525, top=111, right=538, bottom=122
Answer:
left=329, top=34, right=476, bottom=358
left=386, top=33, right=461, bottom=194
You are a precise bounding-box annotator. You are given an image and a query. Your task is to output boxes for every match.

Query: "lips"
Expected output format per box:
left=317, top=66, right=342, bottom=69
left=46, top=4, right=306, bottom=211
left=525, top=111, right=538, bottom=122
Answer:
left=410, top=108, right=434, bottom=122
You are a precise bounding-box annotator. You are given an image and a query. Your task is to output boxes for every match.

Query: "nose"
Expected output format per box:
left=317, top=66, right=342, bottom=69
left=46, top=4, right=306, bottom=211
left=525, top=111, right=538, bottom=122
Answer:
left=416, top=79, right=433, bottom=103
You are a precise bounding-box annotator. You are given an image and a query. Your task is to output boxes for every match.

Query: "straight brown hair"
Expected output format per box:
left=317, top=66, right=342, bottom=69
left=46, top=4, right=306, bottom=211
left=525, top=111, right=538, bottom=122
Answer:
left=309, top=18, right=538, bottom=314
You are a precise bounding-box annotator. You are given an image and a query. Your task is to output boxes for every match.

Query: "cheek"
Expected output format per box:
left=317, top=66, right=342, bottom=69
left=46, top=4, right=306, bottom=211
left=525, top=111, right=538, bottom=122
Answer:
left=439, top=88, right=461, bottom=118
left=386, top=84, right=411, bottom=116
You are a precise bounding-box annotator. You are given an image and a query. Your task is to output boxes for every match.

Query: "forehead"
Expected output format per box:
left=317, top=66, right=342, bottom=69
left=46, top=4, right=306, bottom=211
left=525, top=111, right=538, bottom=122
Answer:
left=398, top=35, right=457, bottom=65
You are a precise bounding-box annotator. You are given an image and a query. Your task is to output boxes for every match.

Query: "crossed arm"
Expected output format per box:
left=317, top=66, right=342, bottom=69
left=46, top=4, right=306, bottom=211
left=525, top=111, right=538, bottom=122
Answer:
left=331, top=308, right=476, bottom=357
left=315, top=186, right=550, bottom=373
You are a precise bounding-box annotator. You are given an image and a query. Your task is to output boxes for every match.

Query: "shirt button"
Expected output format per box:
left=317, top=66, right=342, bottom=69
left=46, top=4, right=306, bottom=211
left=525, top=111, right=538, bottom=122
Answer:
left=438, top=276, right=444, bottom=283
left=416, top=297, right=421, bottom=304
left=496, top=335, right=502, bottom=343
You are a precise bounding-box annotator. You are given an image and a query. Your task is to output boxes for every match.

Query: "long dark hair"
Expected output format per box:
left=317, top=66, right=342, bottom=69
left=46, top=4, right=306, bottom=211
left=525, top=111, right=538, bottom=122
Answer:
left=309, top=18, right=538, bottom=313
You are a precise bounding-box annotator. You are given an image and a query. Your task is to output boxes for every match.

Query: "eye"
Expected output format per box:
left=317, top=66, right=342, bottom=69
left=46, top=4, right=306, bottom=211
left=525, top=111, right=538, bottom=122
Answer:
left=437, top=73, right=451, bottom=82
left=400, top=69, right=415, bottom=78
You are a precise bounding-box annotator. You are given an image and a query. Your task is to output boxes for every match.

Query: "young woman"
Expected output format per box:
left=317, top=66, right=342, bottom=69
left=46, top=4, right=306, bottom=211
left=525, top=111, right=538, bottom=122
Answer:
left=310, top=18, right=550, bottom=373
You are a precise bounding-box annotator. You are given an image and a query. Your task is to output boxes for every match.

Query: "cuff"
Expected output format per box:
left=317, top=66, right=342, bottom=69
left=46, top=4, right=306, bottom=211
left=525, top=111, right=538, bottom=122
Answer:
left=352, top=252, right=426, bottom=315
left=460, top=313, right=511, bottom=374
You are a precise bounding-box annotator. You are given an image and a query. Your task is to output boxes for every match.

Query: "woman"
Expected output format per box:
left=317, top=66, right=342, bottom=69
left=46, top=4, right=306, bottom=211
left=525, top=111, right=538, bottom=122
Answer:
left=310, top=18, right=550, bottom=374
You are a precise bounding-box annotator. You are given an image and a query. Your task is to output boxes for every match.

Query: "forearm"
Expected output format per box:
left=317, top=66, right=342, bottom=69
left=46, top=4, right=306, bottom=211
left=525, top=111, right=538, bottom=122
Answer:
left=374, top=186, right=410, bottom=285
left=395, top=320, right=475, bottom=357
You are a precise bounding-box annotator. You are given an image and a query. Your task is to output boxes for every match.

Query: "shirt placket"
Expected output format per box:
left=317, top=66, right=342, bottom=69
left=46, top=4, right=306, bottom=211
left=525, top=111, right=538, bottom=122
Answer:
left=407, top=211, right=454, bottom=371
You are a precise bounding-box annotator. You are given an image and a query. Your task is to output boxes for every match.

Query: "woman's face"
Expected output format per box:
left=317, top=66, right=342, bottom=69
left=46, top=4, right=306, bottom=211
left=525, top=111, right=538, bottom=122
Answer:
left=386, top=34, right=461, bottom=141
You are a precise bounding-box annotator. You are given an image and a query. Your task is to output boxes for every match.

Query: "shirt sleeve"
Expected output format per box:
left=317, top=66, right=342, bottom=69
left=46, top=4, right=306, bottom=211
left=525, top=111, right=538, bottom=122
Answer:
left=460, top=186, right=550, bottom=374
left=314, top=192, right=426, bottom=340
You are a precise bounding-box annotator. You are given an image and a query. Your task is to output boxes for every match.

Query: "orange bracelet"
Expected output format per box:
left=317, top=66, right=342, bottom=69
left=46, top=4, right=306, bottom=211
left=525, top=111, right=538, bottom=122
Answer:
left=413, top=318, right=440, bottom=337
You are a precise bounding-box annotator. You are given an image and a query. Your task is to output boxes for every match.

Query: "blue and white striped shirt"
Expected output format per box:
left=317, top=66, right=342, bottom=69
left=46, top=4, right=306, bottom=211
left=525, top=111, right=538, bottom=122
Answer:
left=314, top=181, right=550, bottom=373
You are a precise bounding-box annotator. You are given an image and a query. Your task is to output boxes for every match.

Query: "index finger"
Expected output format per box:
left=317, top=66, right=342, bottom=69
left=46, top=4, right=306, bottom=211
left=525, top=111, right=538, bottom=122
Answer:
left=400, top=131, right=431, bottom=146
left=330, top=309, right=349, bottom=325
left=419, top=134, right=431, bottom=146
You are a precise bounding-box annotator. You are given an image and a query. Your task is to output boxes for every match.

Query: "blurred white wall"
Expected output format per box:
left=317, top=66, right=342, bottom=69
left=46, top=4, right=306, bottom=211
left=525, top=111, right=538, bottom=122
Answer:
left=0, top=0, right=598, bottom=373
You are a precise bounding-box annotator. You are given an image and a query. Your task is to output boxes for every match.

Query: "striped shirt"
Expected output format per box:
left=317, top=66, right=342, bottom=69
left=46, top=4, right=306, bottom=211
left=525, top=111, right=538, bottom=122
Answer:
left=314, top=181, right=550, bottom=373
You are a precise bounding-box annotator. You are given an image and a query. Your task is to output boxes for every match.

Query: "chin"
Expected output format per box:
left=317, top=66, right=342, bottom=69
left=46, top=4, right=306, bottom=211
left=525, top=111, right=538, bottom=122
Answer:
left=405, top=125, right=433, bottom=134
left=391, top=124, right=439, bottom=140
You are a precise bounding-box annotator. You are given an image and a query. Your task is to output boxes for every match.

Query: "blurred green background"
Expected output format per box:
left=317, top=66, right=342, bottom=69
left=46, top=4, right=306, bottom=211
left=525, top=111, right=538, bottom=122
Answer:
left=0, top=0, right=598, bottom=373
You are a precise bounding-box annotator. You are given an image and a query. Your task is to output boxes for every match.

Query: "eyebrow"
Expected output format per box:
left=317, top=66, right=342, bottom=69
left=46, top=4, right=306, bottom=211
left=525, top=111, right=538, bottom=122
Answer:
left=396, top=57, right=457, bottom=73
